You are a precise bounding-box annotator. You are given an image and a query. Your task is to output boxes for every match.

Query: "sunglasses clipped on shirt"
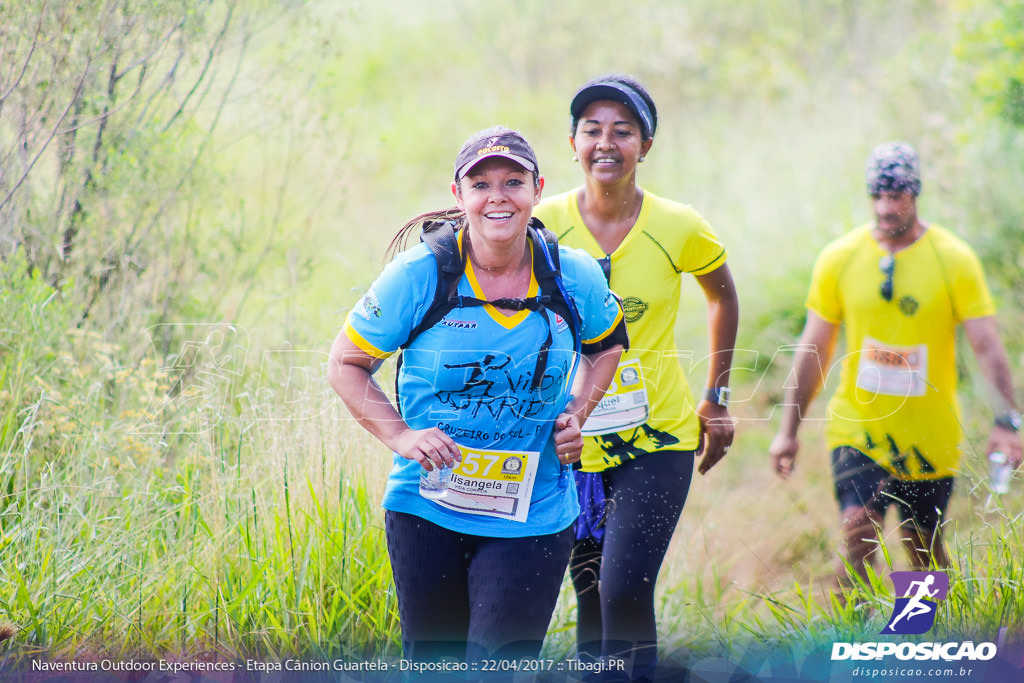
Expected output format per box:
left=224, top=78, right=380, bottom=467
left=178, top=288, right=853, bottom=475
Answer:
left=597, top=254, right=611, bottom=283
left=879, top=253, right=895, bottom=302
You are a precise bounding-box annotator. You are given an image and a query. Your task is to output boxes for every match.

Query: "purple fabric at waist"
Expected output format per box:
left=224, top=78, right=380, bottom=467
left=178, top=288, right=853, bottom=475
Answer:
left=573, top=469, right=607, bottom=542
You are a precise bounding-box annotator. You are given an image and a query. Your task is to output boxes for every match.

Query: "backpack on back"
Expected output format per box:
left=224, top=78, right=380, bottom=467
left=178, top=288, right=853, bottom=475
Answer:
left=399, top=217, right=582, bottom=399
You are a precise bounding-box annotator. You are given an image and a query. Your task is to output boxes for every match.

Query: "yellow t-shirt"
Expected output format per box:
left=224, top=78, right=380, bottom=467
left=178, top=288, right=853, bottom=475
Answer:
left=807, top=223, right=995, bottom=479
left=534, top=188, right=727, bottom=472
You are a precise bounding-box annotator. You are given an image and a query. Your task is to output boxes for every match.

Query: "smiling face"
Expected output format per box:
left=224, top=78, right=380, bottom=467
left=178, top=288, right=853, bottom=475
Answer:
left=452, top=156, right=543, bottom=250
left=571, top=99, right=654, bottom=185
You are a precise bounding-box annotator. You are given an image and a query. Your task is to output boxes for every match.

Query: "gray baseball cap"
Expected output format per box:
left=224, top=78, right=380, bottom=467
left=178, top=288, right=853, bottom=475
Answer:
left=454, top=127, right=538, bottom=181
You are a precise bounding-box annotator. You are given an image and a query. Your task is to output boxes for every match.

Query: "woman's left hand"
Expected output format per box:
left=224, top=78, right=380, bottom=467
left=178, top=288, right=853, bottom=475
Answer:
left=696, top=400, right=734, bottom=475
left=553, top=413, right=584, bottom=464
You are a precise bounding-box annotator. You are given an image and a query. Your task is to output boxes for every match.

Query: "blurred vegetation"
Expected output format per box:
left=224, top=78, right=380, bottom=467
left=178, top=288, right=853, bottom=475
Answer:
left=1, top=0, right=1024, bottom=667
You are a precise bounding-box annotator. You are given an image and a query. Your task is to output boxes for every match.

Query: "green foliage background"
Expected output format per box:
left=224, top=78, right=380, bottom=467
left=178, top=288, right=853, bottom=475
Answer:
left=2, top=0, right=1024, bottom=669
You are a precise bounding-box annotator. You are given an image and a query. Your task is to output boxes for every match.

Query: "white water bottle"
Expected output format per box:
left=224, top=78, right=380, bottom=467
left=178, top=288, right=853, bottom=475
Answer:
left=988, top=451, right=1011, bottom=495
left=419, top=464, right=452, bottom=499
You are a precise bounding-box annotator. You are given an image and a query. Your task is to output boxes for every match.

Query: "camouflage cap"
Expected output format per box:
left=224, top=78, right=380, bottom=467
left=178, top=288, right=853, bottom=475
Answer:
left=865, top=141, right=921, bottom=197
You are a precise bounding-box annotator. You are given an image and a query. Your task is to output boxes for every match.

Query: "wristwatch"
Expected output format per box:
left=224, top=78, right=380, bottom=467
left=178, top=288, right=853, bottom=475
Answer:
left=994, top=410, right=1022, bottom=432
left=702, top=386, right=730, bottom=408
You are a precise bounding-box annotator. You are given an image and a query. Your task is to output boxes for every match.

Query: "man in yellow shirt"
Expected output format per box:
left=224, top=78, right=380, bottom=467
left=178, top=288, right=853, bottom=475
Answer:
left=770, top=141, right=1022, bottom=586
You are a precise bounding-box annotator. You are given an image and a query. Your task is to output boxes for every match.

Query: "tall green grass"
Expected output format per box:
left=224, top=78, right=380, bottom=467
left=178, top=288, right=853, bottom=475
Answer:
left=1, top=314, right=400, bottom=660
left=1, top=278, right=1022, bottom=666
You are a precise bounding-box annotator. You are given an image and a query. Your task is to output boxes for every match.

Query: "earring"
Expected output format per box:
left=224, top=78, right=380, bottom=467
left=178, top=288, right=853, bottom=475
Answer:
left=638, top=156, right=645, bottom=163
left=572, top=154, right=578, bottom=162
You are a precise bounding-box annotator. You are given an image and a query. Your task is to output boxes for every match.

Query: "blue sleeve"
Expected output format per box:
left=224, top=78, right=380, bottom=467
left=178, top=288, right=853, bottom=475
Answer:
left=343, top=245, right=437, bottom=358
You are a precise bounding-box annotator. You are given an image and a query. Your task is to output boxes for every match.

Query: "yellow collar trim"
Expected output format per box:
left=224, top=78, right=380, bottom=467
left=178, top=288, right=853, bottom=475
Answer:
left=460, top=231, right=539, bottom=330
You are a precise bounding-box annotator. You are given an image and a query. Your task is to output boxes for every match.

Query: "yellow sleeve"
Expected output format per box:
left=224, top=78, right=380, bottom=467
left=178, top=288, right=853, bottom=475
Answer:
left=678, top=208, right=727, bottom=275
left=946, top=240, right=995, bottom=322
left=805, top=247, right=843, bottom=324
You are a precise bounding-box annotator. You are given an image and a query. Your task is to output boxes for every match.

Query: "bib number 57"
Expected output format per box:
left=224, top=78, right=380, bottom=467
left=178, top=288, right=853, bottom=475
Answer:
left=457, top=451, right=500, bottom=477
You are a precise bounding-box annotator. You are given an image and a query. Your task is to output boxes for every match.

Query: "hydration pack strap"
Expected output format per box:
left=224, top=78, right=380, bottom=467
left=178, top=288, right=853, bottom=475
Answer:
left=447, top=294, right=554, bottom=392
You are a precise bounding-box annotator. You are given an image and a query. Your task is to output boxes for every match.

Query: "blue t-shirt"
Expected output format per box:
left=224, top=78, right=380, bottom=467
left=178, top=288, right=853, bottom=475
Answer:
left=343, top=232, right=623, bottom=537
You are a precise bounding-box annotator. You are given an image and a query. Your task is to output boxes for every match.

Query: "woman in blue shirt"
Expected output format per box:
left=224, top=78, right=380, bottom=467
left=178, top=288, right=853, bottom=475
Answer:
left=328, top=126, right=628, bottom=662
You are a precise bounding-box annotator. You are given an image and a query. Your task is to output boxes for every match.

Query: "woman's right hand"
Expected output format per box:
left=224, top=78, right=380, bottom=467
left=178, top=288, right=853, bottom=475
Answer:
left=391, top=428, right=462, bottom=470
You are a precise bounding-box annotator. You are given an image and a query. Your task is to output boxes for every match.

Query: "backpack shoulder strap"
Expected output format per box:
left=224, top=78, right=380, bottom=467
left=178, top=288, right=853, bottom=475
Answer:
left=527, top=218, right=581, bottom=353
left=528, top=217, right=561, bottom=279
left=395, top=220, right=463, bottom=416
left=403, top=220, right=464, bottom=348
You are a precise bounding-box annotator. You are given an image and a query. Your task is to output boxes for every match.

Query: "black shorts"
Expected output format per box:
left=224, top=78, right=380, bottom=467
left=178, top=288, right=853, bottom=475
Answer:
left=831, top=446, right=953, bottom=533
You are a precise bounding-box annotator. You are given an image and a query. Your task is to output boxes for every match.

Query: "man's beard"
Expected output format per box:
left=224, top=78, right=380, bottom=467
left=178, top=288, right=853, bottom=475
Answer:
left=875, top=212, right=916, bottom=237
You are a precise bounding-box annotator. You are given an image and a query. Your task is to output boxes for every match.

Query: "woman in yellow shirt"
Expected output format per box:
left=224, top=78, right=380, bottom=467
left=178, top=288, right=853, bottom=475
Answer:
left=533, top=74, right=739, bottom=681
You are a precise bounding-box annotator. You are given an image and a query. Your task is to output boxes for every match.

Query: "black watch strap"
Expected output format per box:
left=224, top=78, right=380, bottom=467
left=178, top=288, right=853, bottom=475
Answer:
left=702, top=386, right=730, bottom=407
left=994, top=411, right=1022, bottom=432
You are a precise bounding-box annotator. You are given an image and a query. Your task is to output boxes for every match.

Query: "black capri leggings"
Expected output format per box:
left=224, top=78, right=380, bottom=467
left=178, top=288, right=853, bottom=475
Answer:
left=569, top=449, right=695, bottom=675
left=384, top=510, right=574, bottom=662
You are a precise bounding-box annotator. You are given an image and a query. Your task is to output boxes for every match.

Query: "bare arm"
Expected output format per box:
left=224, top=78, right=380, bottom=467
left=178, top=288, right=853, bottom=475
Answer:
left=327, top=330, right=460, bottom=471
left=567, top=345, right=626, bottom=425
left=962, top=316, right=1023, bottom=468
left=769, top=310, right=840, bottom=477
left=693, top=263, right=740, bottom=475
left=555, top=344, right=625, bottom=464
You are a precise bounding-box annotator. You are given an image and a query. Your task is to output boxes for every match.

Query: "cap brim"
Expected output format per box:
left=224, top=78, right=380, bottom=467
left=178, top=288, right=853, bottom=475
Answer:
left=456, top=152, right=536, bottom=180
left=571, top=85, right=630, bottom=116
left=570, top=83, right=654, bottom=139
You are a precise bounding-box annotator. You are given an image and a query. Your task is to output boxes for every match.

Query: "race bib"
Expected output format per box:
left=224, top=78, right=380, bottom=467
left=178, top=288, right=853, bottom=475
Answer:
left=429, top=446, right=539, bottom=523
left=581, top=358, right=650, bottom=436
left=855, top=336, right=928, bottom=397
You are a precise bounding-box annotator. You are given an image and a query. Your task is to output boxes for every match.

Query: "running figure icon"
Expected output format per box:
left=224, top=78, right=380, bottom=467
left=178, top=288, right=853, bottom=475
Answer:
left=887, top=575, right=937, bottom=629
left=882, top=571, right=949, bottom=635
